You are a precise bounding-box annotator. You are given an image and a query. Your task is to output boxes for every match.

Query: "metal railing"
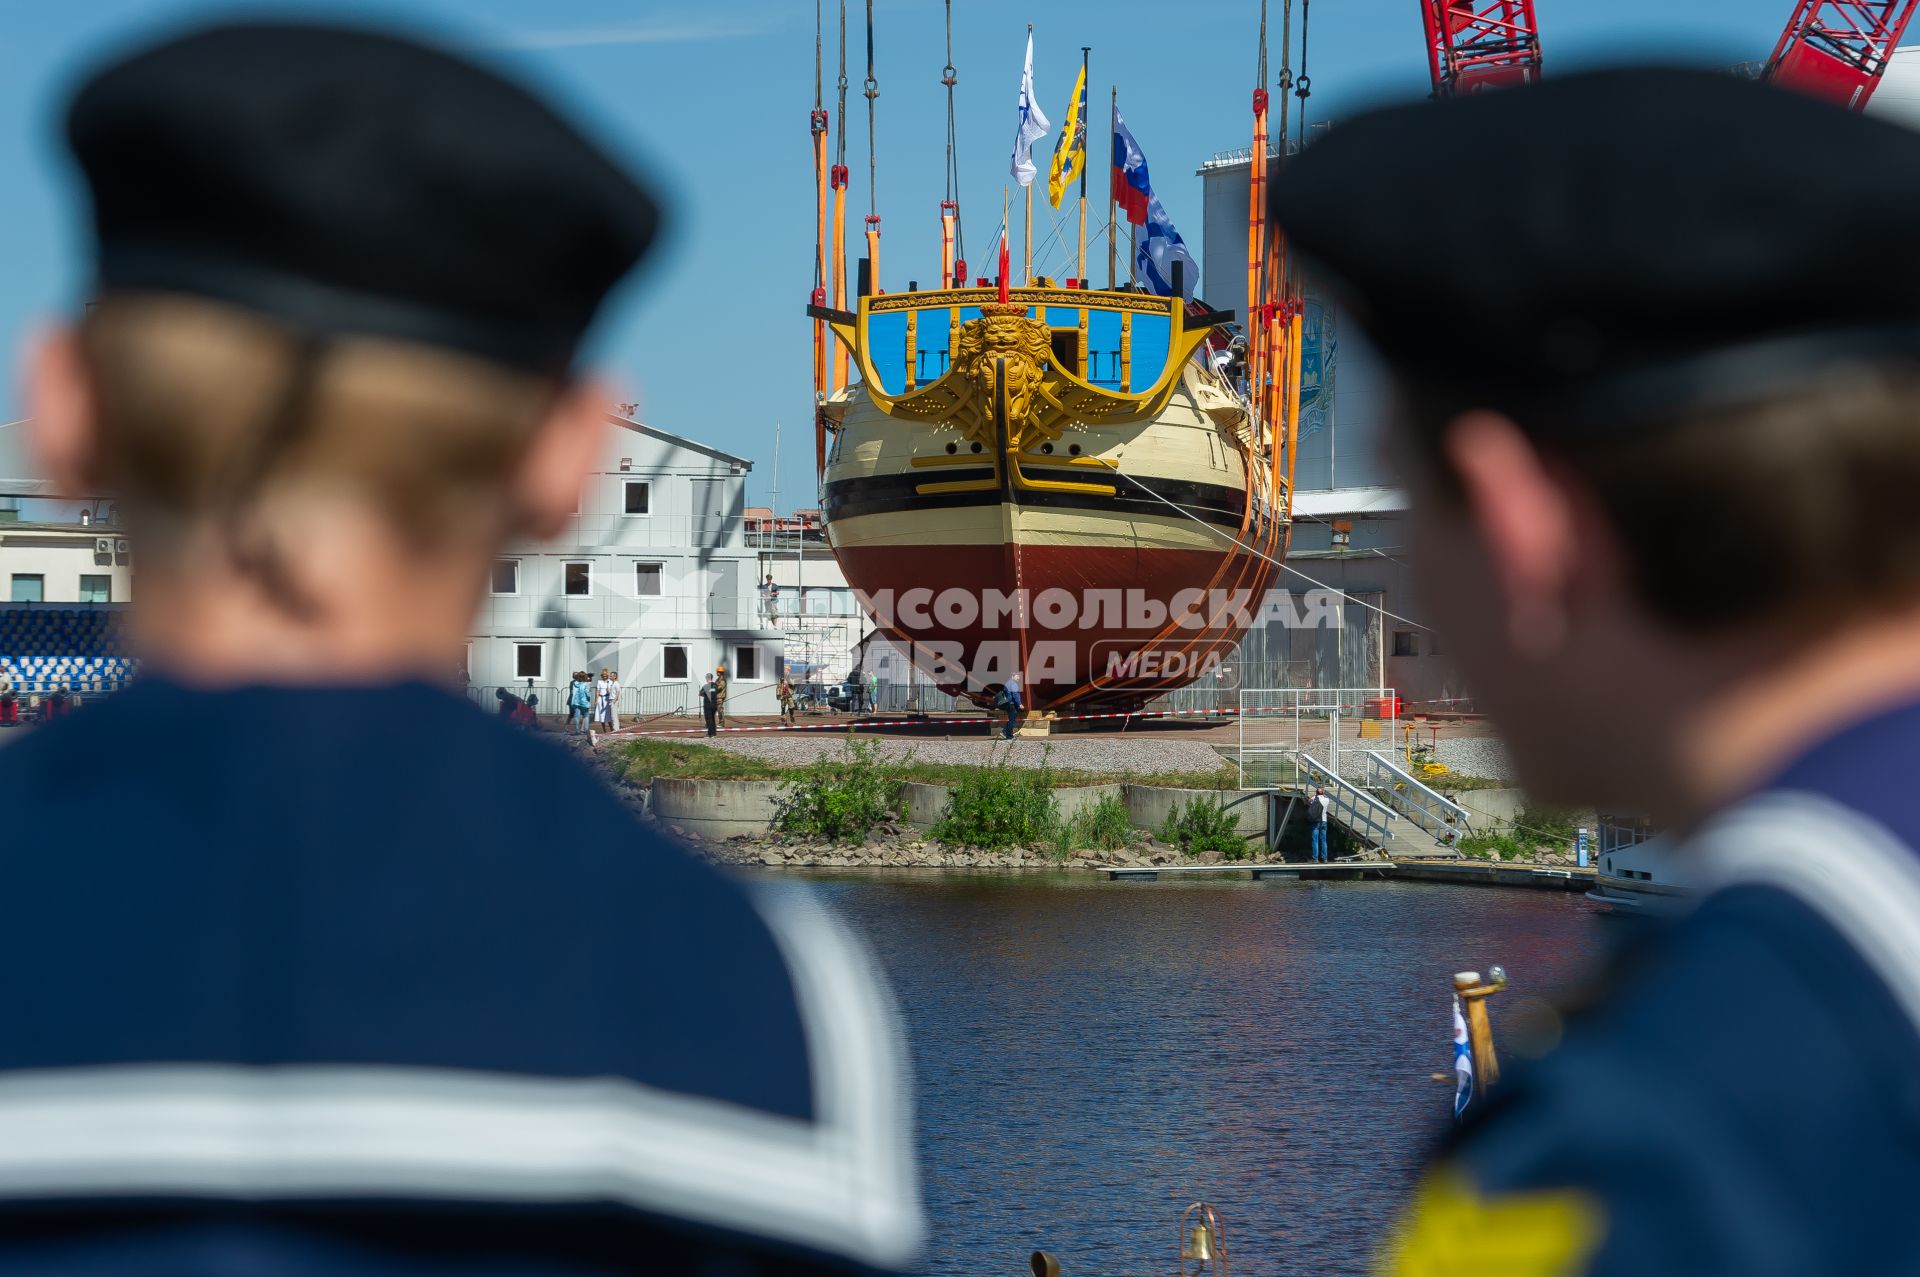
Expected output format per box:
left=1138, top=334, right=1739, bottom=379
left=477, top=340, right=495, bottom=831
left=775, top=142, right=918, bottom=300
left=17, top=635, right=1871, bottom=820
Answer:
left=0, top=676, right=133, bottom=696
left=1237, top=686, right=1400, bottom=787
left=467, top=682, right=690, bottom=719
left=1363, top=751, right=1470, bottom=854
left=1294, top=751, right=1398, bottom=850
left=870, top=680, right=969, bottom=715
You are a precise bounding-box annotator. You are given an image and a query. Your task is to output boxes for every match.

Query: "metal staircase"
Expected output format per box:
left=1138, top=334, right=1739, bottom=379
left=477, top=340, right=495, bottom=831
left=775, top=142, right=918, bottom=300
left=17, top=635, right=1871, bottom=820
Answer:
left=1286, top=750, right=1469, bottom=860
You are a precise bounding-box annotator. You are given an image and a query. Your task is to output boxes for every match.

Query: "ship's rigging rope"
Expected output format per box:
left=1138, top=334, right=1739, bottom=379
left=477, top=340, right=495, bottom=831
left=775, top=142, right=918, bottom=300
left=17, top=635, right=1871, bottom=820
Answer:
left=1081, top=454, right=1434, bottom=632
left=942, top=0, right=965, bottom=271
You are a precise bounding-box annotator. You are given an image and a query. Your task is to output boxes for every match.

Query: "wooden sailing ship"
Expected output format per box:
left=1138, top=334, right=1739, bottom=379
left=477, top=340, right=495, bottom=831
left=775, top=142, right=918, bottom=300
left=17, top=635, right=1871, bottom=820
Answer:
left=805, top=5, right=1304, bottom=716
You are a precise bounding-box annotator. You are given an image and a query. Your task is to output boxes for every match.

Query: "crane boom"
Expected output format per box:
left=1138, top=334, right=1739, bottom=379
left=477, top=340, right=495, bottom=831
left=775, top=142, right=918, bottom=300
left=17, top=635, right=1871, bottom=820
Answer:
left=1764, top=0, right=1920, bottom=110
left=1419, top=0, right=1542, bottom=96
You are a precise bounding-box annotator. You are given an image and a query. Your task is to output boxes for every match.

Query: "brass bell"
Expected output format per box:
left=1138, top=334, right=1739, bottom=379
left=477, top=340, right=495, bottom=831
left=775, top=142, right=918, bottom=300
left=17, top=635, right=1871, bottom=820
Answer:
left=1182, top=1224, right=1215, bottom=1263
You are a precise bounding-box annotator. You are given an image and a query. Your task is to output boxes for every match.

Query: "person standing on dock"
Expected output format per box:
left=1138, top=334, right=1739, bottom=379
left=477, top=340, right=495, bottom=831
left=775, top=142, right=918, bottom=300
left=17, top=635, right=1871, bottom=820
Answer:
left=701, top=671, right=721, bottom=737
left=1309, top=786, right=1330, bottom=863
left=1001, top=670, right=1024, bottom=740
left=1276, top=67, right=1920, bottom=1276
left=0, top=20, right=921, bottom=1276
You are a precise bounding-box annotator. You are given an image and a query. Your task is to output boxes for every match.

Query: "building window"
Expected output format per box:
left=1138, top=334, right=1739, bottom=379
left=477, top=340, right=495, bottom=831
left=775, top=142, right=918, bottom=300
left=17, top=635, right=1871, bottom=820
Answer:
left=564, top=561, right=592, bottom=596
left=734, top=645, right=760, bottom=681
left=491, top=560, right=519, bottom=595
left=636, top=563, right=663, bottom=596
left=9, top=575, right=43, bottom=604
left=624, top=481, right=651, bottom=515
left=1426, top=629, right=1445, bottom=657
left=514, top=643, right=544, bottom=680
left=662, top=645, right=689, bottom=680
left=1392, top=630, right=1419, bottom=658
left=78, top=575, right=111, bottom=604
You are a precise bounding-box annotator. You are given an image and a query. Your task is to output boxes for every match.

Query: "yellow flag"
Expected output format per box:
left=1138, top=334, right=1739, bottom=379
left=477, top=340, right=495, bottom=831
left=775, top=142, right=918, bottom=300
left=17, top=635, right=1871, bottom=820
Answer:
left=1047, top=64, right=1087, bottom=210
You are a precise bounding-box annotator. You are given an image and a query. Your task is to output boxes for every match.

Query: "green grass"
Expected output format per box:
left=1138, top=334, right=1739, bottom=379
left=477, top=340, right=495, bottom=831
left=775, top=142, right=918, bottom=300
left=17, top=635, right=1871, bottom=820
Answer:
left=614, top=740, right=785, bottom=783
left=612, top=738, right=1238, bottom=790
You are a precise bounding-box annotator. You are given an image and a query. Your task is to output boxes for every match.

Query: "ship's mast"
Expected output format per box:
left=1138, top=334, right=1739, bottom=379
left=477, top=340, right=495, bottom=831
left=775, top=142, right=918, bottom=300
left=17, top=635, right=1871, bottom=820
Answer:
left=1024, top=23, right=1035, bottom=286
left=1077, top=46, right=1090, bottom=287
left=940, top=0, right=963, bottom=286
left=1107, top=84, right=1117, bottom=289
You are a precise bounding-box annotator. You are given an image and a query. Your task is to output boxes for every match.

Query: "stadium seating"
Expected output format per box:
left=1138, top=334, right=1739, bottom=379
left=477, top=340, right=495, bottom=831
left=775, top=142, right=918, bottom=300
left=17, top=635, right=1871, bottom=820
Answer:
left=0, top=607, right=136, bottom=696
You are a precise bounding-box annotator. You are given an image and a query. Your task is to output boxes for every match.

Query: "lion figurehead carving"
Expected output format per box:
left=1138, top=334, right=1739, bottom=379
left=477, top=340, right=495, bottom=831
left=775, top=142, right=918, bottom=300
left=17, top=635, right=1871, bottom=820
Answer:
left=952, top=303, right=1055, bottom=449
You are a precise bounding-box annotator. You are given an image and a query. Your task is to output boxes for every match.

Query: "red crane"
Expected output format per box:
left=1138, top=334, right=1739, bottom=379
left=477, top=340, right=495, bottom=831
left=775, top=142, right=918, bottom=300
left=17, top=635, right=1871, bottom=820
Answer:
left=1763, top=1, right=1920, bottom=110
left=1420, top=0, right=1543, bottom=96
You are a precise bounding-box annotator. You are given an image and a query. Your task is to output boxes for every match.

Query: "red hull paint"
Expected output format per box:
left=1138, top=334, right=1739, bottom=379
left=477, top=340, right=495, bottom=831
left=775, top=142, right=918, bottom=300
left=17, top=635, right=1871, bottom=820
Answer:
left=835, top=541, right=1274, bottom=711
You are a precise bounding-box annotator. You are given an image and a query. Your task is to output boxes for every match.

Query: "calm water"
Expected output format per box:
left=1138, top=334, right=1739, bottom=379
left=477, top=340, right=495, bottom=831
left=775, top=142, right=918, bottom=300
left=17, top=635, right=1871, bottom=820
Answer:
left=762, top=872, right=1611, bottom=1277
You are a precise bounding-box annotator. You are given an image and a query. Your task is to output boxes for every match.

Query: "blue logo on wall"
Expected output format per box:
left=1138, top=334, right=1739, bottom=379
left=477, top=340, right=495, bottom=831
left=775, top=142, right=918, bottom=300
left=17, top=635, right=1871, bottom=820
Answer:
left=1296, top=298, right=1337, bottom=442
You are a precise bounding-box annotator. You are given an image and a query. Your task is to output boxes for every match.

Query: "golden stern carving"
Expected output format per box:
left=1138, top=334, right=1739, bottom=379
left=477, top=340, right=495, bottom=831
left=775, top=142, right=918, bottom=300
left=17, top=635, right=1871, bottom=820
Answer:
left=840, top=292, right=1216, bottom=453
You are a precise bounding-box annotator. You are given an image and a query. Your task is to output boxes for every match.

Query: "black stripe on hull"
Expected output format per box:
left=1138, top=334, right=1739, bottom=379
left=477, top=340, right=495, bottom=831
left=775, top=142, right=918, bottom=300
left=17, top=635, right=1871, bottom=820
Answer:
left=822, top=468, right=1249, bottom=532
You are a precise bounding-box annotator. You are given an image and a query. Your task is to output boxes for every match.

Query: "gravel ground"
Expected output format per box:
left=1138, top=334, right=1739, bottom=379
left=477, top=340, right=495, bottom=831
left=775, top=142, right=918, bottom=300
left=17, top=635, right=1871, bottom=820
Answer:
left=1432, top=735, right=1517, bottom=783
left=703, top=732, right=1232, bottom=776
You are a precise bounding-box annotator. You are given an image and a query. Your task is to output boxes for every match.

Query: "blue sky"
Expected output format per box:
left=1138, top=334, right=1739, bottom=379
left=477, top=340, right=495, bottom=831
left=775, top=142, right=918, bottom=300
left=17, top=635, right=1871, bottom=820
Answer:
left=1, top=0, right=1786, bottom=511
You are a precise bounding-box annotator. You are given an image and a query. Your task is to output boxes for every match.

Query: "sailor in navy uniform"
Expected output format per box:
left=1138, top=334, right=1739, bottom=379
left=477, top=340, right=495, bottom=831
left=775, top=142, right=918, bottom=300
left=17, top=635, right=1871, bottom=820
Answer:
left=0, top=21, right=920, bottom=1277
left=1274, top=69, right=1920, bottom=1273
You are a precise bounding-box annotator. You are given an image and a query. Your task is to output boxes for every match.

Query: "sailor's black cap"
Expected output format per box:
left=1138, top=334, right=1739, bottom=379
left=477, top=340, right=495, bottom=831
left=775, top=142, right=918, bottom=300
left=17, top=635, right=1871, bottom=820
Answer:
left=1270, top=67, right=1920, bottom=436
left=65, top=21, right=661, bottom=374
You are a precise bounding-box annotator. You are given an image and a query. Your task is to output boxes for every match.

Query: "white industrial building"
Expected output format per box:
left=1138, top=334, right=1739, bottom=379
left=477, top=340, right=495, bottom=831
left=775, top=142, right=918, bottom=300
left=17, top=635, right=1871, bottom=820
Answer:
left=468, top=413, right=783, bottom=715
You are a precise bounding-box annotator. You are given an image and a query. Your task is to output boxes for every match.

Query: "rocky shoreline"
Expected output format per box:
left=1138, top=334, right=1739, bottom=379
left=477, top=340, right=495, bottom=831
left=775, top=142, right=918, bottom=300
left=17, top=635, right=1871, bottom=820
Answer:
left=667, top=823, right=1225, bottom=871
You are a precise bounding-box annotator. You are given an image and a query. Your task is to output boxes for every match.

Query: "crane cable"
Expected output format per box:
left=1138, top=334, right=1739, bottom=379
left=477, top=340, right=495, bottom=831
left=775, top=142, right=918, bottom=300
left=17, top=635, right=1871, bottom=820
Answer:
left=942, top=0, right=965, bottom=270
left=812, top=0, right=825, bottom=293
left=1295, top=0, right=1313, bottom=148
left=836, top=0, right=848, bottom=172
left=1278, top=0, right=1294, bottom=157
left=1257, top=0, right=1268, bottom=93
left=865, top=0, right=879, bottom=221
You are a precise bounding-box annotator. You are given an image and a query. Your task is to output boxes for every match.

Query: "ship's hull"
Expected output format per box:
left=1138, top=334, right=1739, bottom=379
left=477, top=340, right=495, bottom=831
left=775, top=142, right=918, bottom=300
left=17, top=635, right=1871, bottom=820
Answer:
left=823, top=373, right=1283, bottom=712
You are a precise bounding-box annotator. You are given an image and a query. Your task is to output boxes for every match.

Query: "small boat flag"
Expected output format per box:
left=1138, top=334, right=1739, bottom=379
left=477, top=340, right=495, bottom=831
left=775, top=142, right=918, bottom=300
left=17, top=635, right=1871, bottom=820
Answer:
left=1048, top=62, right=1088, bottom=209
left=1010, top=32, right=1050, bottom=188
left=1111, top=106, right=1151, bottom=226
left=1452, top=994, right=1474, bottom=1120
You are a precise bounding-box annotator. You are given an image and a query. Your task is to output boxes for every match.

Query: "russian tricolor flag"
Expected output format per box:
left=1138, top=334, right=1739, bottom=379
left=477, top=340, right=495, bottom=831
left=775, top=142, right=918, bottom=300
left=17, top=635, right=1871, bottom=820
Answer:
left=1112, top=106, right=1151, bottom=226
